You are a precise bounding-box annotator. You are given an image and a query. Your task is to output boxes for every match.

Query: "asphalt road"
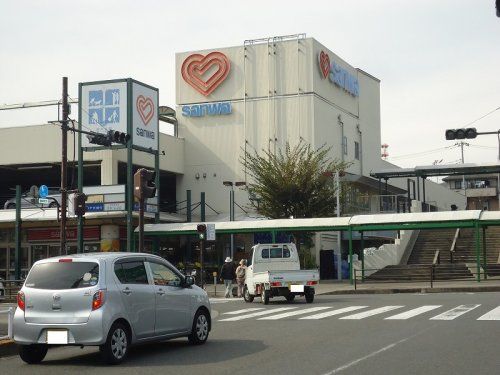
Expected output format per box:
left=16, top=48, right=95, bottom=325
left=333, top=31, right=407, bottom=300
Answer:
left=1, top=292, right=499, bottom=374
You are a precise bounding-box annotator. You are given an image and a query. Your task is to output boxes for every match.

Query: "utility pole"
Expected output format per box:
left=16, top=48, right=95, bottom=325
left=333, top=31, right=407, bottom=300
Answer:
left=456, top=141, right=469, bottom=206
left=60, top=77, right=69, bottom=255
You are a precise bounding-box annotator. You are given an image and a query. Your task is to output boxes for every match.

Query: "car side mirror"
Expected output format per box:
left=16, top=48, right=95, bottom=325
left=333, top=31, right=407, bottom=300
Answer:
left=184, top=275, right=195, bottom=287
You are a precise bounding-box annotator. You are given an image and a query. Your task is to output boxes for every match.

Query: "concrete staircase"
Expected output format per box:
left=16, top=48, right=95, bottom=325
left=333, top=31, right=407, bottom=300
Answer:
left=366, top=263, right=473, bottom=281
left=407, top=229, right=456, bottom=264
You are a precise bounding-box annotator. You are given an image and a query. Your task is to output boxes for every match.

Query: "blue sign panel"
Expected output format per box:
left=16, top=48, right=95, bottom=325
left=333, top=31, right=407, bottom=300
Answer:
left=88, top=89, right=121, bottom=127
left=39, top=185, right=49, bottom=198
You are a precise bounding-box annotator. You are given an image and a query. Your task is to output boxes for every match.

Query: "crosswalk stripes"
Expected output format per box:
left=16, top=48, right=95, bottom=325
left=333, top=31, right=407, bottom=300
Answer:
left=258, top=306, right=332, bottom=320
left=219, top=307, right=297, bottom=321
left=223, top=308, right=264, bottom=315
left=430, top=304, right=481, bottom=320
left=477, top=306, right=500, bottom=321
left=340, top=306, right=404, bottom=320
left=299, top=306, right=368, bottom=320
left=216, top=304, right=500, bottom=322
left=385, top=305, right=442, bottom=320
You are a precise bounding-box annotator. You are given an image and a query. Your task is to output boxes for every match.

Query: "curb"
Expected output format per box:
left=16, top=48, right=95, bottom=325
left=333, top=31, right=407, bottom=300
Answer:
left=320, top=286, right=500, bottom=295
left=0, top=339, right=17, bottom=358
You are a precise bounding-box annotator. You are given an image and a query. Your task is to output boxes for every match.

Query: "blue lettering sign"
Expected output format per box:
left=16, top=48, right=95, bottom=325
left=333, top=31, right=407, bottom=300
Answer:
left=182, top=102, right=232, bottom=117
left=329, top=61, right=359, bottom=97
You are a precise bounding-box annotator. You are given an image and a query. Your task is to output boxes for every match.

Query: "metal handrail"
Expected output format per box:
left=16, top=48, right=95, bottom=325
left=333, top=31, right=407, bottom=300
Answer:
left=433, top=250, right=440, bottom=265
left=0, top=307, right=14, bottom=340
left=450, top=228, right=460, bottom=263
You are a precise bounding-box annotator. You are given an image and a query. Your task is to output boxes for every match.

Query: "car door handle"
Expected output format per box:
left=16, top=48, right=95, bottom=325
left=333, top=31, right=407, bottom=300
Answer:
left=157, top=289, right=165, bottom=296
left=122, top=288, right=132, bottom=295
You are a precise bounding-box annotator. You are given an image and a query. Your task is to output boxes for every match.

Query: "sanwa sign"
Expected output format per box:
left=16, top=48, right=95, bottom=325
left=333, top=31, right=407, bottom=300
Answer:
left=181, top=102, right=232, bottom=117
left=318, top=51, right=359, bottom=97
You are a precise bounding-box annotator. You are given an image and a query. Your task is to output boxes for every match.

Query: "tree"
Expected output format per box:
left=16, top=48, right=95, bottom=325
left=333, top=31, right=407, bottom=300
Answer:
left=241, top=141, right=350, bottom=219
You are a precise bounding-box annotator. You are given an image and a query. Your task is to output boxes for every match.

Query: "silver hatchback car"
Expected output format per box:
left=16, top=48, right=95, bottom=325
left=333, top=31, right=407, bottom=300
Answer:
left=13, top=252, right=211, bottom=364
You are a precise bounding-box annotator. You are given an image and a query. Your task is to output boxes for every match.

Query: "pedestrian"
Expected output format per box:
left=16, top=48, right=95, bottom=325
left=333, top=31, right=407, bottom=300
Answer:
left=220, top=257, right=235, bottom=298
left=235, top=259, right=247, bottom=298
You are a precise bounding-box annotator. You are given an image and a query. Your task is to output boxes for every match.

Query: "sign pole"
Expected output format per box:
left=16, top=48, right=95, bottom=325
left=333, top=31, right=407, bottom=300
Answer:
left=60, top=77, right=69, bottom=255
left=77, top=82, right=84, bottom=253
left=139, top=196, right=145, bottom=252
left=15, top=185, right=21, bottom=280
left=126, top=79, right=134, bottom=252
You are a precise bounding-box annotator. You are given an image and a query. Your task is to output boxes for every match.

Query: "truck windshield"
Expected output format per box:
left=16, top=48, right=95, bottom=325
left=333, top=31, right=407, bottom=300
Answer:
left=25, top=262, right=99, bottom=290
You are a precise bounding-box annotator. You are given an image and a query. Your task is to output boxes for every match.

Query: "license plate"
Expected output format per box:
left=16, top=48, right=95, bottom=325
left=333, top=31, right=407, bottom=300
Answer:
left=46, top=330, right=68, bottom=344
left=290, top=285, right=304, bottom=293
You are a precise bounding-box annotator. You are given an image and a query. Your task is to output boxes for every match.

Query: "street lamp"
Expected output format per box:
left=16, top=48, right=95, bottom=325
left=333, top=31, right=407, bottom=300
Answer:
left=222, top=181, right=246, bottom=259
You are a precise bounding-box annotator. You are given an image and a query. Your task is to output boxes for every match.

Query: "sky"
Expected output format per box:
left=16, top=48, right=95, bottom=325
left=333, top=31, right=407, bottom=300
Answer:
left=1, top=0, right=500, bottom=169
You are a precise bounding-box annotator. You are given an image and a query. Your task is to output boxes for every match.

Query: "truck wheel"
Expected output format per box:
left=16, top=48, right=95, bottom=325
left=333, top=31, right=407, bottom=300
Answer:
left=19, top=344, right=48, bottom=364
left=261, top=289, right=270, bottom=305
left=285, top=294, right=295, bottom=302
left=305, top=291, right=314, bottom=303
left=243, top=286, right=254, bottom=303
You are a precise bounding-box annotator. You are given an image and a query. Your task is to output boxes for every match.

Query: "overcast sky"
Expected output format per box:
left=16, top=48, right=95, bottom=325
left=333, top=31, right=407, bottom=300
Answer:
left=1, top=0, right=499, bottom=168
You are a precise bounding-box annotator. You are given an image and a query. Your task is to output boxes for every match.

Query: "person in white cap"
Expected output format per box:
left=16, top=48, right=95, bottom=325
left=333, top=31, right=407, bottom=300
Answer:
left=220, top=257, right=235, bottom=298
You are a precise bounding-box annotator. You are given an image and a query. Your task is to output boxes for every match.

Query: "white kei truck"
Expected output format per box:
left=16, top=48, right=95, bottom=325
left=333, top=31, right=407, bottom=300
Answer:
left=243, top=243, right=319, bottom=304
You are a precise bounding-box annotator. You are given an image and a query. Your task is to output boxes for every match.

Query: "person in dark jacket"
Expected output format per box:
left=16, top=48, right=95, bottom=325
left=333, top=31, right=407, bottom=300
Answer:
left=220, top=257, right=235, bottom=298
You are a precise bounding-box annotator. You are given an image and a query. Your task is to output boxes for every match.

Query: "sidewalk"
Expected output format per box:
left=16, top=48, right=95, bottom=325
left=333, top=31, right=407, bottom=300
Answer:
left=203, top=279, right=500, bottom=297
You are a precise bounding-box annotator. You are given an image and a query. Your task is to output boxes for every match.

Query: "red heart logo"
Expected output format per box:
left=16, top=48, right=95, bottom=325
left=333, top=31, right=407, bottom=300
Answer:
left=181, top=52, right=231, bottom=96
left=136, top=95, right=155, bottom=125
left=318, top=51, right=330, bottom=79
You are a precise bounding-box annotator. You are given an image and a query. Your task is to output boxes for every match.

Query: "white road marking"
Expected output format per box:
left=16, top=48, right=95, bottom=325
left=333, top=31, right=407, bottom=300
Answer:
left=385, top=305, right=442, bottom=320
left=218, top=307, right=297, bottom=321
left=430, top=304, right=481, bottom=320
left=223, top=308, right=264, bottom=315
left=340, top=306, right=404, bottom=320
left=300, top=306, right=369, bottom=320
left=477, top=306, right=500, bottom=321
left=321, top=331, right=425, bottom=374
left=258, top=306, right=332, bottom=320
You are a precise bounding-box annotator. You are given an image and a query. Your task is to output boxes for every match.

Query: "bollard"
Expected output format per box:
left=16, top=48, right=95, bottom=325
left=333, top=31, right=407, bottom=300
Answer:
left=213, top=271, right=218, bottom=296
left=8, top=307, right=13, bottom=339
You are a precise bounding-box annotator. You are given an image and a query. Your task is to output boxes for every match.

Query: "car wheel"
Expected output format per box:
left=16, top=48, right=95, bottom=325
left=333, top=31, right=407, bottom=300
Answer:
left=100, top=322, right=130, bottom=365
left=243, top=286, right=254, bottom=303
left=188, top=309, right=210, bottom=345
left=261, top=289, right=270, bottom=305
left=305, top=291, right=314, bottom=303
left=285, top=294, right=295, bottom=302
left=19, top=344, right=48, bottom=364
left=6, top=203, right=15, bottom=210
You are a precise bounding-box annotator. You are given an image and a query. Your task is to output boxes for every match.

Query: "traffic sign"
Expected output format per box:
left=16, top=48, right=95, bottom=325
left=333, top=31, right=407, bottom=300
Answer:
left=38, top=198, right=50, bottom=204
left=206, top=224, right=216, bottom=241
left=39, top=185, right=49, bottom=198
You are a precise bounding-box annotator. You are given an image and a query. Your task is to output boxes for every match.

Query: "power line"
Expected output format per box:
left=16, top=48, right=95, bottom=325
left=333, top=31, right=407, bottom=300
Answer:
left=389, top=145, right=456, bottom=160
left=462, top=106, right=500, bottom=128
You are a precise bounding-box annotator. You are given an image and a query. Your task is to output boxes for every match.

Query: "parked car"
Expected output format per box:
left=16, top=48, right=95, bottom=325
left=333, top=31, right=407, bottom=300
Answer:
left=3, top=187, right=61, bottom=209
left=13, top=252, right=211, bottom=364
left=244, top=243, right=319, bottom=304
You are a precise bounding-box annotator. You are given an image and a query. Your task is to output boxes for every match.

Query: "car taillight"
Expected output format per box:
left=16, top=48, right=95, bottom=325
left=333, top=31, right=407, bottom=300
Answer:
left=59, top=258, right=72, bottom=262
left=92, top=289, right=106, bottom=310
left=270, top=282, right=282, bottom=287
left=17, top=291, right=25, bottom=311
left=306, top=281, right=318, bottom=286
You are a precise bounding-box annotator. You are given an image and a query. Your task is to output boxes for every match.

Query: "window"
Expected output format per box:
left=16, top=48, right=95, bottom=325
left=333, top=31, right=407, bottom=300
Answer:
left=270, top=247, right=283, bottom=258
left=25, top=262, right=99, bottom=290
left=454, top=180, right=462, bottom=189
left=261, top=248, right=269, bottom=258
left=283, top=246, right=291, bottom=258
left=342, top=136, right=348, bottom=155
left=114, top=261, right=148, bottom=284
left=354, top=141, right=360, bottom=160
left=149, top=262, right=182, bottom=287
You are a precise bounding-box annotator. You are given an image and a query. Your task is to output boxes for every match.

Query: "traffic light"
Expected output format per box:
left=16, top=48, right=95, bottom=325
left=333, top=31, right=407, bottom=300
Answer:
left=87, top=133, right=112, bottom=146
left=134, top=168, right=156, bottom=200
left=109, top=130, right=131, bottom=145
left=73, top=192, right=87, bottom=216
left=197, top=224, right=207, bottom=240
left=445, top=128, right=477, bottom=140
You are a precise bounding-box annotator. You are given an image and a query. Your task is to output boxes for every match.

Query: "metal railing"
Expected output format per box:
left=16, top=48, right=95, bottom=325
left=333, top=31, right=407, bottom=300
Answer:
left=450, top=228, right=460, bottom=263
left=0, top=307, right=14, bottom=340
left=353, top=263, right=498, bottom=290
left=1, top=280, right=24, bottom=301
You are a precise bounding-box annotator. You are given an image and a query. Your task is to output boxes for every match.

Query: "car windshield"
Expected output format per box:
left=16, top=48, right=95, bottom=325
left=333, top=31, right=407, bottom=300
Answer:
left=25, top=261, right=99, bottom=290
